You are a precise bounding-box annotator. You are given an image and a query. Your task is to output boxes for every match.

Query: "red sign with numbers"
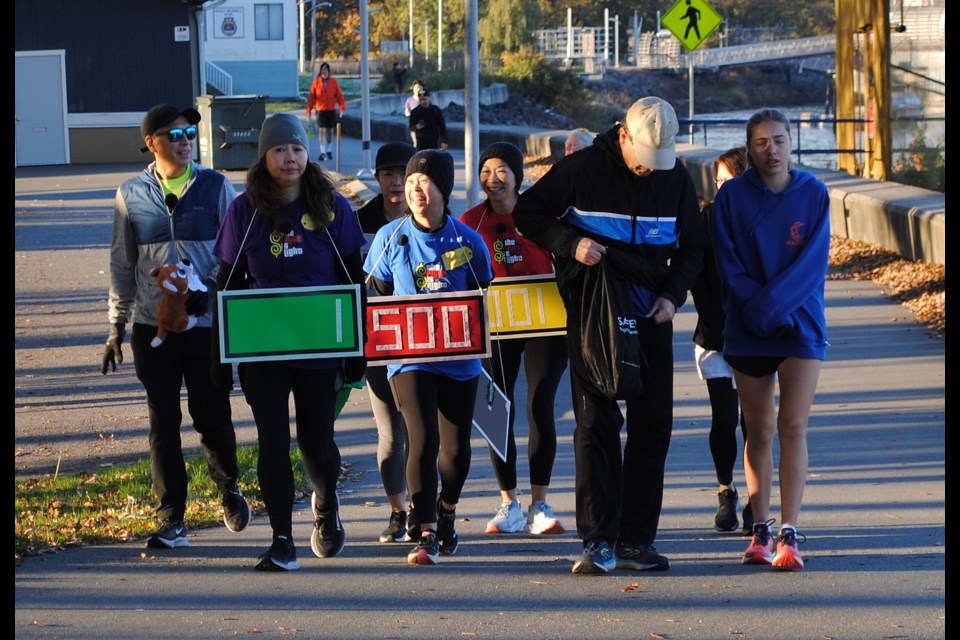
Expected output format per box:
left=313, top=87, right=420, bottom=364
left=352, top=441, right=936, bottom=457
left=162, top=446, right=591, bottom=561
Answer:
left=364, top=290, right=491, bottom=366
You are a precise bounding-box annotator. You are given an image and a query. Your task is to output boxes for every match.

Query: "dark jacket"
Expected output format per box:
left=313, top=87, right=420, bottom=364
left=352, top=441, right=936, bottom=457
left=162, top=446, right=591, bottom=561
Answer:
left=690, top=202, right=725, bottom=351
left=512, top=125, right=706, bottom=319
left=408, top=104, right=447, bottom=150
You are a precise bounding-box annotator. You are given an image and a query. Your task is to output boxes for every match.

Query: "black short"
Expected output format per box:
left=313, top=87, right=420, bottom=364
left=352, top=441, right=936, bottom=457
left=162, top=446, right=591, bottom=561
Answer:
left=725, top=355, right=786, bottom=378
left=316, top=110, right=337, bottom=129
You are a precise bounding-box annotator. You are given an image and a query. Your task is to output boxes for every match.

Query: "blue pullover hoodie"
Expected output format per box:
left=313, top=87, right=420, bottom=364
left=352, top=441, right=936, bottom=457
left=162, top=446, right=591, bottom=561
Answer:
left=712, top=167, right=830, bottom=360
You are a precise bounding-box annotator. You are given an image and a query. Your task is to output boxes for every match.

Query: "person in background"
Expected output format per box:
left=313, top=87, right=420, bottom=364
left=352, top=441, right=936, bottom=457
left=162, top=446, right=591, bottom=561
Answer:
left=391, top=62, right=407, bottom=95
left=212, top=113, right=366, bottom=571
left=513, top=96, right=707, bottom=575
left=363, top=150, right=493, bottom=566
left=404, top=80, right=425, bottom=146
left=690, top=146, right=752, bottom=534
left=355, top=141, right=417, bottom=544
left=564, top=128, right=594, bottom=156
left=459, top=142, right=568, bottom=537
left=713, top=108, right=830, bottom=571
left=102, top=103, right=249, bottom=550
left=408, top=90, right=448, bottom=152
left=306, top=62, right=346, bottom=162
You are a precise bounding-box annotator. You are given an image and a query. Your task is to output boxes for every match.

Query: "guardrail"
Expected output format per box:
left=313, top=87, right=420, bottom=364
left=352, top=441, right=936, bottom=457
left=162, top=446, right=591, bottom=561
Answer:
left=677, top=115, right=945, bottom=168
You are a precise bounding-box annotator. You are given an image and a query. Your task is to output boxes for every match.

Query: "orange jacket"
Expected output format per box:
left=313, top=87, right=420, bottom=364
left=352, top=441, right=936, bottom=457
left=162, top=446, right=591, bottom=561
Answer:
left=306, top=76, right=346, bottom=116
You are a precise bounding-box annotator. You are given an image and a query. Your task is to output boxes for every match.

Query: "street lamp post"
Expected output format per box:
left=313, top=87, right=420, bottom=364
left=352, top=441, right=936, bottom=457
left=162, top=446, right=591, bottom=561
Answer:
left=357, top=0, right=374, bottom=177
left=409, top=0, right=414, bottom=69
left=437, top=0, right=443, bottom=72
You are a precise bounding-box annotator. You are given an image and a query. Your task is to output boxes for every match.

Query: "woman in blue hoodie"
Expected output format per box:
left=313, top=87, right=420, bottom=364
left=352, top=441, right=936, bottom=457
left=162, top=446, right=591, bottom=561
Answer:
left=712, top=109, right=830, bottom=571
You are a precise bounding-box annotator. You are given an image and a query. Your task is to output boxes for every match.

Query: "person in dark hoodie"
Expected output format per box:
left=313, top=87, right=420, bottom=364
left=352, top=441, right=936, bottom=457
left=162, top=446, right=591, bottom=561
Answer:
left=712, top=108, right=830, bottom=571
left=513, top=96, right=707, bottom=575
left=690, top=146, right=752, bottom=535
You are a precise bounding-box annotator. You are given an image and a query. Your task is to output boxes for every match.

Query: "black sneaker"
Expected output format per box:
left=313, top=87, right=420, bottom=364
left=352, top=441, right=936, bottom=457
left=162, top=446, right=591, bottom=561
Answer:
left=572, top=538, right=616, bottom=574
left=146, top=518, right=189, bottom=549
left=714, top=487, right=740, bottom=532
left=310, top=491, right=346, bottom=558
left=436, top=499, right=458, bottom=556
left=379, top=510, right=408, bottom=543
left=406, top=507, right=421, bottom=542
left=255, top=534, right=300, bottom=571
left=326, top=151, right=334, bottom=161
left=741, top=501, right=755, bottom=536
left=407, top=529, right=440, bottom=565
left=615, top=541, right=670, bottom=571
left=222, top=486, right=251, bottom=533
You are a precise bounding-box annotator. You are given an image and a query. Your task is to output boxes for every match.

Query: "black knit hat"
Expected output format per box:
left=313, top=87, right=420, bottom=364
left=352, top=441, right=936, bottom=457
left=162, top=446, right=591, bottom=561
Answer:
left=375, top=141, right=416, bottom=172
left=479, top=142, right=524, bottom=193
left=406, top=150, right=455, bottom=205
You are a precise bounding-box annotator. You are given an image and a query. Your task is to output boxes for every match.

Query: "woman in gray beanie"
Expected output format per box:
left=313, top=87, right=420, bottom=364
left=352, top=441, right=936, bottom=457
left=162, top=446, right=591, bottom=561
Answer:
left=363, top=149, right=494, bottom=566
left=460, top=142, right=569, bottom=537
left=212, top=112, right=367, bottom=571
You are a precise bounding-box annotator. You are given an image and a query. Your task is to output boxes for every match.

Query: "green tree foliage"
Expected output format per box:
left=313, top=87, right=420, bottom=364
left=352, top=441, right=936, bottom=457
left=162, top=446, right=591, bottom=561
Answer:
left=479, top=0, right=541, bottom=59
left=497, top=47, right=589, bottom=114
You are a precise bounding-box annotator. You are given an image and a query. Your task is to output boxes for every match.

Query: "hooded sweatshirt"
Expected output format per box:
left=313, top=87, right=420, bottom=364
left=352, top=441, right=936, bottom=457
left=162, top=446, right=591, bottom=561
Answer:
left=512, top=125, right=706, bottom=319
left=712, top=167, right=830, bottom=360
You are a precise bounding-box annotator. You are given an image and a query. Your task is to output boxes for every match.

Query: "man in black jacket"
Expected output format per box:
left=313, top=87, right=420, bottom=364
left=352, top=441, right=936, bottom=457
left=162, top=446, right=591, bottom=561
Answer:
left=513, top=96, right=707, bottom=575
left=408, top=91, right=447, bottom=151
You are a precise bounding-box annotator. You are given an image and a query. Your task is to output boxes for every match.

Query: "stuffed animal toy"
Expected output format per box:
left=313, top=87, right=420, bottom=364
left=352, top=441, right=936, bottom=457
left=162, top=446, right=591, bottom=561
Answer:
left=148, top=259, right=208, bottom=348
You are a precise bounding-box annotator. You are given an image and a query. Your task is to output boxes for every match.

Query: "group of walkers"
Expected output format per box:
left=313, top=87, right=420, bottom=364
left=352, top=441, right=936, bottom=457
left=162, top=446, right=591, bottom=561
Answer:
left=103, top=82, right=828, bottom=574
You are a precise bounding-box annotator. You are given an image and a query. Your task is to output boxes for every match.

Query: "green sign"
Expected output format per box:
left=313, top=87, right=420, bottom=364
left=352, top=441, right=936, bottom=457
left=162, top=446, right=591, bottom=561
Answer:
left=662, top=0, right=723, bottom=52
left=217, top=285, right=363, bottom=363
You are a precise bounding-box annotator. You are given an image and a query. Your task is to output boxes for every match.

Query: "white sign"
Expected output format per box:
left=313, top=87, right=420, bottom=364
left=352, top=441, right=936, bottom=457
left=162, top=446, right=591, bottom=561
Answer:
left=174, top=26, right=190, bottom=42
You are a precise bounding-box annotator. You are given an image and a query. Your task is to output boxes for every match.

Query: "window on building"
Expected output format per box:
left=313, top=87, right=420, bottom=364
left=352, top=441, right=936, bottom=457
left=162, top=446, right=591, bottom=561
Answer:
left=255, top=4, right=283, bottom=40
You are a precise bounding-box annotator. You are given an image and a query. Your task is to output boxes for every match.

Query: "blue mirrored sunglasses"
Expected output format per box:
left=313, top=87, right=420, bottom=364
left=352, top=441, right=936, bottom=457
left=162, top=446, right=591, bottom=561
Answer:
left=159, top=126, right=198, bottom=143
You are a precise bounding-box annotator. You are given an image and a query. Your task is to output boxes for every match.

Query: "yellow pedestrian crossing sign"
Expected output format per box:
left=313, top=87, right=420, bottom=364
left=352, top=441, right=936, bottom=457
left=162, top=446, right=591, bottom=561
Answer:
left=662, top=0, right=724, bottom=52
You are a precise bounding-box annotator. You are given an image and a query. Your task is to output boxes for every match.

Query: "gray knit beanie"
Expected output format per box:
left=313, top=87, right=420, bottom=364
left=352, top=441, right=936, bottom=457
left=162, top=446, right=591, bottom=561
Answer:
left=405, top=149, right=455, bottom=205
left=258, top=113, right=309, bottom=158
left=478, top=142, right=524, bottom=193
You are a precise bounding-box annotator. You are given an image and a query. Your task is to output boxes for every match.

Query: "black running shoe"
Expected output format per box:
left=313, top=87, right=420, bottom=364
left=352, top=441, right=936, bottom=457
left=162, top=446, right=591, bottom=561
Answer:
left=741, top=501, right=755, bottom=536
left=222, top=486, right=251, bottom=533
left=615, top=541, right=670, bottom=571
left=310, top=491, right=346, bottom=558
left=436, top=498, right=458, bottom=556
left=714, top=487, right=740, bottom=532
left=572, top=538, right=615, bottom=574
left=406, top=507, right=421, bottom=542
left=146, top=518, right=189, bottom=549
left=255, top=535, right=300, bottom=571
left=407, top=529, right=440, bottom=565
left=379, top=510, right=408, bottom=543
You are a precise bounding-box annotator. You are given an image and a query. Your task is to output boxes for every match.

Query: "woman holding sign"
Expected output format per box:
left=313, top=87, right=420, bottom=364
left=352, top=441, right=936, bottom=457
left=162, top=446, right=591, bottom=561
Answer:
left=460, top=142, right=569, bottom=537
left=364, top=150, right=493, bottom=566
left=212, top=114, right=366, bottom=572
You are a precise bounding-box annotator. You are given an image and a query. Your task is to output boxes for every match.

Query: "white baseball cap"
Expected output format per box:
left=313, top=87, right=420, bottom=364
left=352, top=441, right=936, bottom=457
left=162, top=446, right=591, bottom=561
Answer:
left=623, top=97, right=679, bottom=171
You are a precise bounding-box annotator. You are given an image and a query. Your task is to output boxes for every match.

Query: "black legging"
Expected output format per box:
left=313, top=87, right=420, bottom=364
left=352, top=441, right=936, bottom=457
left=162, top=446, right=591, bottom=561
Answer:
left=485, top=335, right=568, bottom=491
left=390, top=370, right=477, bottom=525
left=706, top=376, right=747, bottom=486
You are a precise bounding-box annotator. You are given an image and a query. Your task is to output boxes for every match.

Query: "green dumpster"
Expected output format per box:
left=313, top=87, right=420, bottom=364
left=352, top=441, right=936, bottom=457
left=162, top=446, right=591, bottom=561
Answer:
left=196, top=94, right=266, bottom=171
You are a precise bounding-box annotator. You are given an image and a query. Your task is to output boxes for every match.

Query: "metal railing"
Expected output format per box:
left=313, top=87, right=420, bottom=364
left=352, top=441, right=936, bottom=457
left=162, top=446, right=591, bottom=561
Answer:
left=205, top=61, right=233, bottom=96
left=677, top=115, right=944, bottom=168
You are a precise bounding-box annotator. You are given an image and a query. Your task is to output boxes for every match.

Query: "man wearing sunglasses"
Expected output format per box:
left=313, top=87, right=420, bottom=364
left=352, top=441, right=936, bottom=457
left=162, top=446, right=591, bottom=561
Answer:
left=103, top=103, right=249, bottom=551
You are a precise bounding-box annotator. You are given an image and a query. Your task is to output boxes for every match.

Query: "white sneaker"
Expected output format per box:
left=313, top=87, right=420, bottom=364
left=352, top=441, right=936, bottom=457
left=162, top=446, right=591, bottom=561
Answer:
left=527, top=500, right=565, bottom=535
left=485, top=500, right=525, bottom=534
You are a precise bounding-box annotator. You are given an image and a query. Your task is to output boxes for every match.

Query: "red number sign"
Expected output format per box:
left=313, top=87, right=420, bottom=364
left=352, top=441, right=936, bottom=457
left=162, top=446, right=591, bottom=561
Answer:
left=365, top=290, right=491, bottom=366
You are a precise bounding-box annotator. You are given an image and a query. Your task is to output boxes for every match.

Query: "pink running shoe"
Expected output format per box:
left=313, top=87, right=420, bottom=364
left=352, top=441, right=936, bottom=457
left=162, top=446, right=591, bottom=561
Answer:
left=742, top=520, right=776, bottom=565
left=772, top=527, right=806, bottom=570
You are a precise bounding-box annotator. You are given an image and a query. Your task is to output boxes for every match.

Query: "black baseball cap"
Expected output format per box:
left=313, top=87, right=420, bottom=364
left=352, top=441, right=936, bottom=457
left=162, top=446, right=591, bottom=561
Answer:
left=375, top=142, right=416, bottom=172
left=140, top=104, right=201, bottom=152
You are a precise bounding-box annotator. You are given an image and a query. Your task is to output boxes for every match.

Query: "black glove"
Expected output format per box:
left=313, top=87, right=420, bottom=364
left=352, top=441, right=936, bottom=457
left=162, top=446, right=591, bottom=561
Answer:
left=185, top=289, right=210, bottom=316
left=101, top=323, right=126, bottom=374
left=343, top=356, right=366, bottom=385
left=211, top=362, right=234, bottom=391
left=773, top=324, right=797, bottom=341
